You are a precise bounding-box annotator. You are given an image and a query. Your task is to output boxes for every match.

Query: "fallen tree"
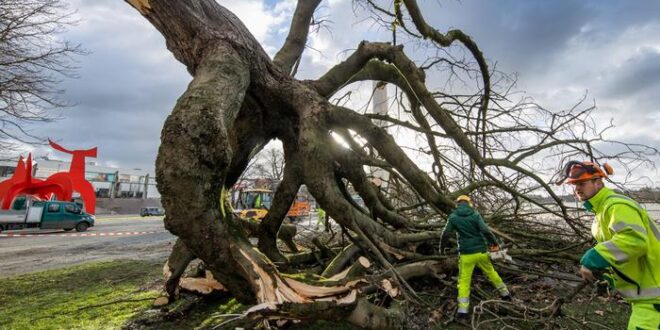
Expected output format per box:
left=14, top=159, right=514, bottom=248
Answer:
left=123, top=0, right=658, bottom=328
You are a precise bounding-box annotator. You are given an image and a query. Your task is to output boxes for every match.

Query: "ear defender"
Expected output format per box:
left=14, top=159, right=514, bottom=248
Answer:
left=603, top=163, right=614, bottom=176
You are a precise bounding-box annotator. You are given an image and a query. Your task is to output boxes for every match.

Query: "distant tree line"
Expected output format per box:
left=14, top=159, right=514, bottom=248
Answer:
left=629, top=187, right=660, bottom=203
left=529, top=187, right=660, bottom=204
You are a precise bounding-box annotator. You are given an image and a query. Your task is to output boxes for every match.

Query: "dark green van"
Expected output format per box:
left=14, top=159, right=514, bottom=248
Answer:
left=0, top=200, right=95, bottom=233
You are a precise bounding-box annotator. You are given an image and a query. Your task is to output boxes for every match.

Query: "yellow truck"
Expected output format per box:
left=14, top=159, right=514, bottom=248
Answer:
left=232, top=188, right=310, bottom=222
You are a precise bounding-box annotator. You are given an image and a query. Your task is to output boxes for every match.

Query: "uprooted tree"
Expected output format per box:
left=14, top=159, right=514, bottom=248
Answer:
left=124, top=1, right=657, bottom=328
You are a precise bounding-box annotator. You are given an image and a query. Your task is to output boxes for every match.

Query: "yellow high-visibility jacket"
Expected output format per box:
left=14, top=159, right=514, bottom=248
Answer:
left=581, top=187, right=660, bottom=303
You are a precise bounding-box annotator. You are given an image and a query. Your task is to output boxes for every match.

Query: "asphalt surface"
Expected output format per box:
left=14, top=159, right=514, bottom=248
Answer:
left=0, top=216, right=176, bottom=278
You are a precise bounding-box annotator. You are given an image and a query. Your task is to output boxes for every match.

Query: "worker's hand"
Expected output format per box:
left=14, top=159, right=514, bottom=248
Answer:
left=579, top=266, right=597, bottom=282
left=595, top=280, right=610, bottom=297
left=595, top=272, right=613, bottom=297
left=488, top=245, right=500, bottom=252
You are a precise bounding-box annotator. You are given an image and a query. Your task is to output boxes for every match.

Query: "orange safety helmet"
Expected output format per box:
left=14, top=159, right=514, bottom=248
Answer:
left=556, top=161, right=614, bottom=185
left=455, top=195, right=473, bottom=206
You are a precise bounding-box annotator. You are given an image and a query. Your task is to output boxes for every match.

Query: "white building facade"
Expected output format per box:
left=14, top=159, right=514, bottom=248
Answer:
left=0, top=157, right=159, bottom=199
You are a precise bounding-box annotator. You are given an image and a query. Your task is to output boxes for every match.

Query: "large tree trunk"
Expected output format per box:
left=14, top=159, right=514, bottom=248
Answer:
left=125, top=0, right=413, bottom=327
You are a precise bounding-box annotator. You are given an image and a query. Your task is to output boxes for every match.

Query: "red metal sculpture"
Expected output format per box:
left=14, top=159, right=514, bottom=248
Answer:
left=0, top=140, right=98, bottom=214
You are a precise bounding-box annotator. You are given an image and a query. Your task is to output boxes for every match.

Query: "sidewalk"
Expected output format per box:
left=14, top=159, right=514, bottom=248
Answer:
left=95, top=214, right=163, bottom=220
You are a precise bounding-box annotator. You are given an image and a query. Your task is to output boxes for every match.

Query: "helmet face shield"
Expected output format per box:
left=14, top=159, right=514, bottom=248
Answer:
left=568, top=163, right=595, bottom=178
left=556, top=161, right=609, bottom=185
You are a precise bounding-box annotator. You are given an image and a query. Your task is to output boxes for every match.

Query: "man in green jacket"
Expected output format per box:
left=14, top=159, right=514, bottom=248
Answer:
left=440, top=195, right=511, bottom=322
left=558, top=161, right=660, bottom=329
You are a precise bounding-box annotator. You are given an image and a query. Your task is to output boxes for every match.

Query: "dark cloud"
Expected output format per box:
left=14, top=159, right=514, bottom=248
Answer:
left=61, top=50, right=188, bottom=113
left=418, top=1, right=660, bottom=79
left=27, top=0, right=189, bottom=172
left=416, top=0, right=591, bottom=75
left=602, top=48, right=660, bottom=101
left=576, top=1, right=660, bottom=44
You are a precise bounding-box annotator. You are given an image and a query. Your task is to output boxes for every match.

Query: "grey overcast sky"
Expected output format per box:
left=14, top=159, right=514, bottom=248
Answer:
left=20, top=0, right=660, bottom=185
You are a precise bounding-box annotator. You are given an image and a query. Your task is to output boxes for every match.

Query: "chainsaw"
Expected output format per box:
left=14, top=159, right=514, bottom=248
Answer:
left=488, top=245, right=513, bottom=262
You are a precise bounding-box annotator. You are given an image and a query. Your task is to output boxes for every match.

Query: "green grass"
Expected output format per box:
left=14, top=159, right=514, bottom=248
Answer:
left=0, top=260, right=251, bottom=330
left=0, top=260, right=163, bottom=330
left=0, top=260, right=632, bottom=330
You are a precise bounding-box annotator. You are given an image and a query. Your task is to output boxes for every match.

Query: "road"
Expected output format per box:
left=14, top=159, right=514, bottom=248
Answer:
left=0, top=216, right=176, bottom=278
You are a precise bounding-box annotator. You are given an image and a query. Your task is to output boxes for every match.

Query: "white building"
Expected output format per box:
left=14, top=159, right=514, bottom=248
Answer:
left=0, top=157, right=159, bottom=199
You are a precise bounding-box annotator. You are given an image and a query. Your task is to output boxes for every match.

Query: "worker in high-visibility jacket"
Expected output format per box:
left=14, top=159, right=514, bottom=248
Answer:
left=316, top=207, right=326, bottom=230
left=558, top=161, right=660, bottom=330
left=440, top=195, right=511, bottom=322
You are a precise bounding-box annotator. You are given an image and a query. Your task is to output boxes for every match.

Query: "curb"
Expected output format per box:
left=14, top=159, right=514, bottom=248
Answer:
left=0, top=230, right=164, bottom=238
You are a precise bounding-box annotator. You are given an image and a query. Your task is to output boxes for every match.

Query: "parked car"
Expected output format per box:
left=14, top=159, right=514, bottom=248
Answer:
left=140, top=207, right=165, bottom=217
left=0, top=200, right=94, bottom=233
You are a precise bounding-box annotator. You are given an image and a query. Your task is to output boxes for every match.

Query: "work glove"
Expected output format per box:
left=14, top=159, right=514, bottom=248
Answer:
left=595, top=280, right=610, bottom=297
left=594, top=271, right=614, bottom=297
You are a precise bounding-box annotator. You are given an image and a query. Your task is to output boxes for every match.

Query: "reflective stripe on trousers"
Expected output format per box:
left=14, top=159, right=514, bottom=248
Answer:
left=457, top=297, right=470, bottom=314
left=496, top=283, right=510, bottom=296
left=457, top=252, right=508, bottom=313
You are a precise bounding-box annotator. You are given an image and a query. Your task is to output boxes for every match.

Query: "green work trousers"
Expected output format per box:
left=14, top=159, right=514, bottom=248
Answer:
left=628, top=302, right=660, bottom=330
left=457, top=252, right=509, bottom=314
